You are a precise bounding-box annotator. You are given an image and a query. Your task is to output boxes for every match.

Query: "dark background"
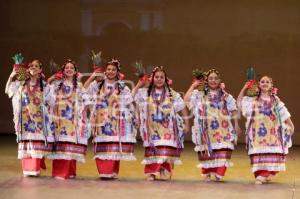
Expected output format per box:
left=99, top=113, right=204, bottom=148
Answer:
left=1, top=0, right=299, bottom=144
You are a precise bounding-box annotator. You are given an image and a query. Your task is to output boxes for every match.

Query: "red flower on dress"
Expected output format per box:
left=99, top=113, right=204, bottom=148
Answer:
left=221, top=120, right=229, bottom=128
left=33, top=97, right=41, bottom=106
left=164, top=132, right=172, bottom=140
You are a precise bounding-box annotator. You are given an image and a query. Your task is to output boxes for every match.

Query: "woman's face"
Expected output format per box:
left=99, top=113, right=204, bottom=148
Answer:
left=259, top=76, right=273, bottom=93
left=153, top=71, right=165, bottom=88
left=207, top=72, right=221, bottom=90
left=105, top=64, right=118, bottom=80
left=28, top=60, right=42, bottom=77
left=63, top=62, right=76, bottom=78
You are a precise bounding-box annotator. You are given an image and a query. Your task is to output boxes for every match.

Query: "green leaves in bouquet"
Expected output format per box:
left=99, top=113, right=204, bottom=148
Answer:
left=12, top=53, right=24, bottom=64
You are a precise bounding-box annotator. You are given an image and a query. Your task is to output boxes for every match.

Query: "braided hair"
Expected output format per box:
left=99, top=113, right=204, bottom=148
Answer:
left=147, top=66, right=172, bottom=98
left=58, top=59, right=78, bottom=91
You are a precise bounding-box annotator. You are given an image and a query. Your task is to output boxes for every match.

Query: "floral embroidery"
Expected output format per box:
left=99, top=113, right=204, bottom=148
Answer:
left=24, top=119, right=36, bottom=133
left=59, top=127, right=67, bottom=136
left=101, top=123, right=114, bottom=135
left=33, top=97, right=41, bottom=106
left=210, top=118, right=219, bottom=130
left=257, top=123, right=267, bottom=137
left=22, top=95, right=30, bottom=106
left=221, top=120, right=229, bottom=129
left=61, top=105, right=74, bottom=120
left=151, top=131, right=161, bottom=140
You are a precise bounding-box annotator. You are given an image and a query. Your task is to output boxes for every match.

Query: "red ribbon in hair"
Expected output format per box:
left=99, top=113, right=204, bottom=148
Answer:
left=55, top=70, right=63, bottom=80
left=118, top=72, right=125, bottom=80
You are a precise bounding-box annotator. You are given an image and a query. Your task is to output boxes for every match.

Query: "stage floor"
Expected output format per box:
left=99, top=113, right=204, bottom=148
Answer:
left=0, top=135, right=299, bottom=199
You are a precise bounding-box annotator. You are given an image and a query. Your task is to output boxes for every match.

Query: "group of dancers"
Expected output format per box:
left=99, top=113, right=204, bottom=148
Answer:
left=5, top=57, right=295, bottom=184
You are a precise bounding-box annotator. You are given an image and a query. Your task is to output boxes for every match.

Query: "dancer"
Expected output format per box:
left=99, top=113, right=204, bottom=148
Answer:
left=84, top=59, right=136, bottom=179
left=46, top=59, right=91, bottom=180
left=237, top=75, right=294, bottom=184
left=133, top=66, right=189, bottom=181
left=5, top=58, right=53, bottom=177
left=184, top=69, right=241, bottom=181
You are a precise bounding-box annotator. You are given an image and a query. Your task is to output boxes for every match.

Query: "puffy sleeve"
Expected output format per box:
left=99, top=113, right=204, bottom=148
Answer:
left=78, top=83, right=92, bottom=106
left=120, top=86, right=133, bottom=105
left=187, top=90, right=201, bottom=110
left=6, top=81, right=22, bottom=98
left=277, top=99, right=291, bottom=121
left=240, top=96, right=255, bottom=118
left=173, top=91, right=185, bottom=113
left=225, top=94, right=238, bottom=112
left=86, top=80, right=99, bottom=95
left=45, top=81, right=59, bottom=107
left=134, top=88, right=147, bottom=104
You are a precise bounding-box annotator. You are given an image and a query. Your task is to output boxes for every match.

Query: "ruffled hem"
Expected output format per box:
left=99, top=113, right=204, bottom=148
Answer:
left=252, top=164, right=286, bottom=173
left=93, top=136, right=136, bottom=143
left=248, top=147, right=288, bottom=155
left=194, top=143, right=234, bottom=152
left=143, top=141, right=182, bottom=148
left=18, top=153, right=46, bottom=159
left=197, top=161, right=233, bottom=169
left=141, top=158, right=182, bottom=165
left=94, top=154, right=136, bottom=161
left=54, top=137, right=88, bottom=145
left=47, top=154, right=85, bottom=163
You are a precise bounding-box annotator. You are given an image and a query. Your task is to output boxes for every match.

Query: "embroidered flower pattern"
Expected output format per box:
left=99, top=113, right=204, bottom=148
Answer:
left=24, top=119, right=36, bottom=133
left=257, top=123, right=267, bottom=137
left=22, top=95, right=30, bottom=106
left=210, top=118, right=219, bottom=130
left=61, top=105, right=74, bottom=120
left=101, top=123, right=114, bottom=135
left=33, top=97, right=41, bottom=106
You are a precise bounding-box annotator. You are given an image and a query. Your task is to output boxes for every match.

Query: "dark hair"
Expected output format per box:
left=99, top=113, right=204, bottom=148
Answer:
left=204, top=68, right=221, bottom=96
left=26, top=59, right=44, bottom=92
left=98, top=59, right=121, bottom=94
left=147, top=66, right=172, bottom=98
left=59, top=59, right=78, bottom=91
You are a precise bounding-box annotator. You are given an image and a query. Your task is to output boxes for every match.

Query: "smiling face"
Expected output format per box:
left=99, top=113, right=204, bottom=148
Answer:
left=105, top=64, right=118, bottom=80
left=207, top=72, right=221, bottom=90
left=63, top=62, right=76, bottom=78
left=259, top=76, right=273, bottom=93
left=153, top=70, right=166, bottom=88
left=28, top=60, right=42, bottom=77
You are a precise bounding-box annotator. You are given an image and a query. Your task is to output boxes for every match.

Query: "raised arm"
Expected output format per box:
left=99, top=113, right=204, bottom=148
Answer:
left=184, top=80, right=202, bottom=103
left=131, top=80, right=145, bottom=97
left=5, top=69, right=17, bottom=95
left=237, top=82, right=250, bottom=108
left=84, top=71, right=104, bottom=89
left=179, top=107, right=190, bottom=134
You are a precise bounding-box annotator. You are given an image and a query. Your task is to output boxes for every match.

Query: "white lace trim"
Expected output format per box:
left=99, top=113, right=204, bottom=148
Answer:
left=93, top=136, right=136, bottom=143
left=143, top=141, right=181, bottom=148
left=94, top=154, right=136, bottom=161
left=194, top=143, right=234, bottom=152
left=18, top=153, right=47, bottom=159
left=142, top=158, right=182, bottom=165
left=47, top=154, right=85, bottom=163
left=54, top=136, right=88, bottom=145
left=251, top=164, right=286, bottom=173
left=197, top=161, right=233, bottom=169
left=248, top=147, right=288, bottom=155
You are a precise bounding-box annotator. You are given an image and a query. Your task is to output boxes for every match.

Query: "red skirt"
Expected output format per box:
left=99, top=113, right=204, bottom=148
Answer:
left=21, top=157, right=46, bottom=176
left=52, top=159, right=77, bottom=179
